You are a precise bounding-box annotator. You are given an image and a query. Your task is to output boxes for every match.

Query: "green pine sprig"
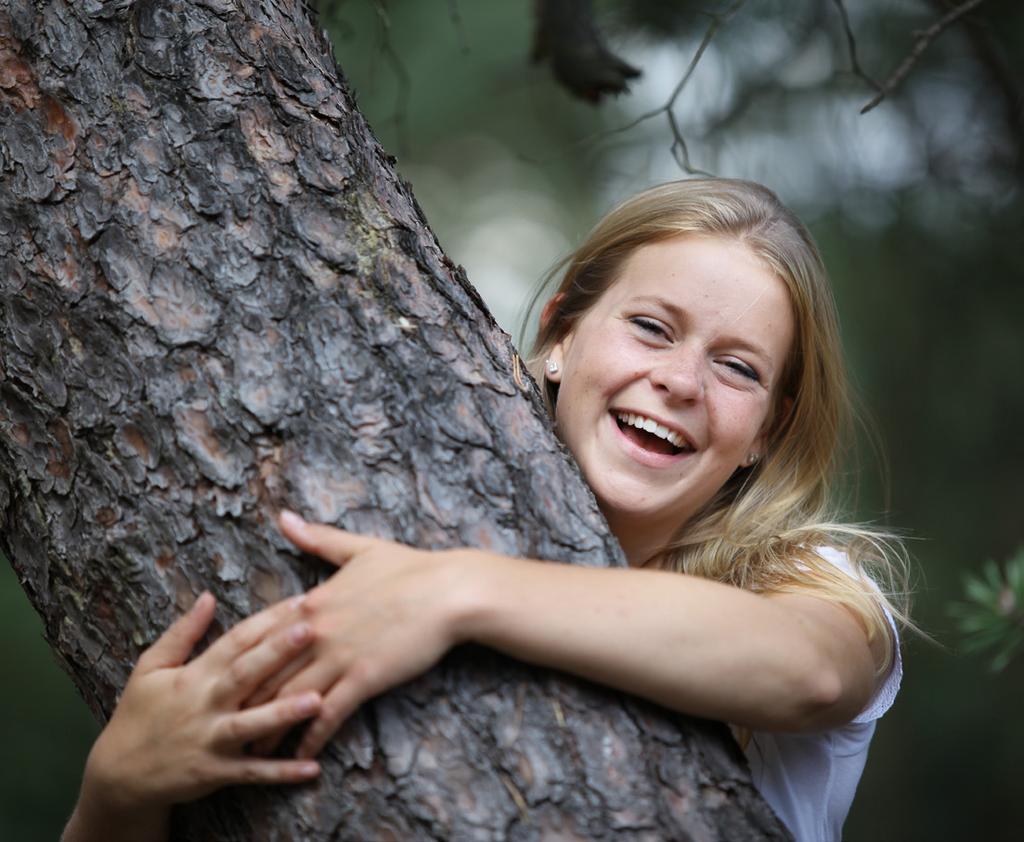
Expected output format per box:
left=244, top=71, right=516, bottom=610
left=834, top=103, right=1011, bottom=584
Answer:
left=950, top=547, right=1024, bottom=672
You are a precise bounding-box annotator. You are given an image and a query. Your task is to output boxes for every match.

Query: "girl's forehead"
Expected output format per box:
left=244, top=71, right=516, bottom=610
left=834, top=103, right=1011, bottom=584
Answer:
left=600, top=236, right=788, bottom=311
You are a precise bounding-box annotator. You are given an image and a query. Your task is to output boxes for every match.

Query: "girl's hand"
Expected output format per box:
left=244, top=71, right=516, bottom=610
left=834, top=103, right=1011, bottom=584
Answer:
left=249, top=511, right=470, bottom=759
left=68, top=592, right=324, bottom=842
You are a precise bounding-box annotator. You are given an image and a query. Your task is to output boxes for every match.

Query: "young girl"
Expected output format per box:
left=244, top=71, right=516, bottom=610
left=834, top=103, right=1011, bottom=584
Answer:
left=63, top=178, right=907, bottom=842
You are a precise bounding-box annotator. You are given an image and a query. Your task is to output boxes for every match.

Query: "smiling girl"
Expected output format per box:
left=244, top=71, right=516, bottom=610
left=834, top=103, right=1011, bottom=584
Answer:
left=64, top=179, right=908, bottom=842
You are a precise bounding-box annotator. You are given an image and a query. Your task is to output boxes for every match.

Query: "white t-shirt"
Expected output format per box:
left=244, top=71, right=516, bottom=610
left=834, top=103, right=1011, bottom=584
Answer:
left=742, top=547, right=903, bottom=842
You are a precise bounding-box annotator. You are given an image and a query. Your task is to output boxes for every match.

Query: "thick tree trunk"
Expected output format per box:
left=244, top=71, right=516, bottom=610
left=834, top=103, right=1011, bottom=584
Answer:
left=0, top=1, right=789, bottom=839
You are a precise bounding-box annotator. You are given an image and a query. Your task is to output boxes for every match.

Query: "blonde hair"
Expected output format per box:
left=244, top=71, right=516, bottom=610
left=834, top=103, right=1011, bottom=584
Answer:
left=527, top=178, right=912, bottom=674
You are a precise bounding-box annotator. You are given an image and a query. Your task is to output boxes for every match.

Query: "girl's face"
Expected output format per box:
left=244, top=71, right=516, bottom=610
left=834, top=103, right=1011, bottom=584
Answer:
left=547, top=234, right=794, bottom=565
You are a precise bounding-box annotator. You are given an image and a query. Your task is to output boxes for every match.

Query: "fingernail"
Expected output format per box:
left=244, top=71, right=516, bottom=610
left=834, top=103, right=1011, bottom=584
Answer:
left=299, top=761, right=319, bottom=776
left=280, top=509, right=306, bottom=530
left=288, top=623, right=310, bottom=646
left=295, top=693, right=319, bottom=715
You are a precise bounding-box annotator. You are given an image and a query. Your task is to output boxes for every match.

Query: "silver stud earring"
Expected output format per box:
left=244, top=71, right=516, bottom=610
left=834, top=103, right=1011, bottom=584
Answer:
left=746, top=453, right=759, bottom=466
left=546, top=358, right=559, bottom=375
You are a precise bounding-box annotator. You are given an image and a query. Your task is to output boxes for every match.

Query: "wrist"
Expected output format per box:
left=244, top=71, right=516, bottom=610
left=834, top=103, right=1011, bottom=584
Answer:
left=438, top=548, right=507, bottom=646
left=70, top=741, right=170, bottom=842
left=67, top=789, right=169, bottom=842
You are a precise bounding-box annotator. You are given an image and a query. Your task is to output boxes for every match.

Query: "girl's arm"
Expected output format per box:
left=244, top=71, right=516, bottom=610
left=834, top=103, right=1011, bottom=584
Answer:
left=256, top=512, right=884, bottom=759
left=62, top=592, right=324, bottom=842
left=456, top=556, right=885, bottom=731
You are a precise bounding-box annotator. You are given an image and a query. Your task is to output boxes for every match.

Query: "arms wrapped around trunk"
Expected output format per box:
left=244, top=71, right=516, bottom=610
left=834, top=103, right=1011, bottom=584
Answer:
left=0, top=1, right=789, bottom=838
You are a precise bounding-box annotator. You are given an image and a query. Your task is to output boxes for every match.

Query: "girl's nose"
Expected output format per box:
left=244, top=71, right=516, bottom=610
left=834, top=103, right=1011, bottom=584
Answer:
left=650, top=348, right=705, bottom=402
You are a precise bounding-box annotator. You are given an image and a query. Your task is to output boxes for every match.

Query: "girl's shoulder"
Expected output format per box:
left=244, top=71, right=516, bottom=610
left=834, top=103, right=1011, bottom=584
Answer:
left=812, top=544, right=903, bottom=724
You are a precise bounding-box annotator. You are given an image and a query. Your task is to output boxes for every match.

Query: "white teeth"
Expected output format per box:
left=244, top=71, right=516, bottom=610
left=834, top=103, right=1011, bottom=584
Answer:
left=616, top=412, right=688, bottom=449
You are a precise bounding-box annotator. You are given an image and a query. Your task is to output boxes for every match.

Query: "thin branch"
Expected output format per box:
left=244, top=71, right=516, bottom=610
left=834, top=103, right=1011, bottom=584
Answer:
left=696, top=6, right=828, bottom=143
left=649, top=0, right=747, bottom=174
left=830, top=0, right=881, bottom=91
left=930, top=0, right=1024, bottom=172
left=861, top=0, right=986, bottom=114
left=370, top=0, right=412, bottom=154
left=447, top=0, right=470, bottom=55
left=623, top=1, right=746, bottom=134
left=560, top=0, right=746, bottom=175
left=667, top=106, right=714, bottom=177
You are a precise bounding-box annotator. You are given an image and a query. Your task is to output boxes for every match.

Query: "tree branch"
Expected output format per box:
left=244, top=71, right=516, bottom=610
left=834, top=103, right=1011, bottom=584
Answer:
left=447, top=0, right=470, bottom=55
left=861, top=0, right=986, bottom=114
left=930, top=0, right=1024, bottom=172
left=696, top=6, right=828, bottom=144
left=830, top=0, right=881, bottom=92
left=531, top=0, right=641, bottom=103
left=368, top=0, right=412, bottom=155
left=562, top=0, right=746, bottom=175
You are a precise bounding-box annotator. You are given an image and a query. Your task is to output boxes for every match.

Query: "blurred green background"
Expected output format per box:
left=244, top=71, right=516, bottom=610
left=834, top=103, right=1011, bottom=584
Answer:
left=3, top=1, right=1023, bottom=839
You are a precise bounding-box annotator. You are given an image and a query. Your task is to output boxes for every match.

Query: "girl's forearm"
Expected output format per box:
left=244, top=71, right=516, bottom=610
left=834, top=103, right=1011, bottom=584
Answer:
left=448, top=551, right=871, bottom=731
left=62, top=779, right=169, bottom=842
left=62, top=590, right=324, bottom=842
left=63, top=809, right=168, bottom=842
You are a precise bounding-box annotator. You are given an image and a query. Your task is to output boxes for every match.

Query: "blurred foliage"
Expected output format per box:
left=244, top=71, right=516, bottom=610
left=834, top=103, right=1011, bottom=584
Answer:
left=951, top=548, right=1024, bottom=672
left=5, top=1, right=1024, bottom=839
left=0, top=556, right=98, bottom=841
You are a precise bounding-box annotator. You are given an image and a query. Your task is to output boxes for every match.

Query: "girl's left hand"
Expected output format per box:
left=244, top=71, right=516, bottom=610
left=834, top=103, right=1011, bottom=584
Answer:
left=250, top=510, right=472, bottom=758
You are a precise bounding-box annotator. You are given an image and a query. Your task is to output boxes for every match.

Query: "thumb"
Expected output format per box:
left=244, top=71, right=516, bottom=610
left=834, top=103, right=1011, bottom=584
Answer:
left=135, top=591, right=216, bottom=673
left=278, top=510, right=376, bottom=568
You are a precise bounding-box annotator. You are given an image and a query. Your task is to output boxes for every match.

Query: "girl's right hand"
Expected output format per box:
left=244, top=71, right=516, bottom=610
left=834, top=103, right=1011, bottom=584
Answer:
left=65, top=592, right=323, bottom=842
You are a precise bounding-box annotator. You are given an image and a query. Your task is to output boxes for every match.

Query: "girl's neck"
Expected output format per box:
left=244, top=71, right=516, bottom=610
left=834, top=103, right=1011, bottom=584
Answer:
left=603, top=511, right=672, bottom=569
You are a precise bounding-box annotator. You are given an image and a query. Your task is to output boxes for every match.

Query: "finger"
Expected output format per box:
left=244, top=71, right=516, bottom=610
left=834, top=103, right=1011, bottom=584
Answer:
left=244, top=650, right=314, bottom=709
left=278, top=510, right=376, bottom=567
left=212, top=622, right=316, bottom=705
left=216, top=691, right=322, bottom=747
left=217, top=756, right=321, bottom=788
left=197, top=593, right=306, bottom=672
left=238, top=658, right=316, bottom=755
left=136, top=591, right=216, bottom=673
left=253, top=663, right=343, bottom=756
left=296, top=678, right=367, bottom=759
left=277, top=659, right=344, bottom=704
left=248, top=723, right=293, bottom=758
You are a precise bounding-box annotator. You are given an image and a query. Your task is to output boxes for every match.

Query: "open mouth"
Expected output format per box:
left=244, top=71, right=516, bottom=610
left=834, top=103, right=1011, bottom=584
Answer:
left=613, top=411, right=691, bottom=456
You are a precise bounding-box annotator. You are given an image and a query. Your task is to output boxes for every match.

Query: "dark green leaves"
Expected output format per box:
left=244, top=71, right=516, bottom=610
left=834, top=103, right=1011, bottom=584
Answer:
left=951, top=547, right=1024, bottom=672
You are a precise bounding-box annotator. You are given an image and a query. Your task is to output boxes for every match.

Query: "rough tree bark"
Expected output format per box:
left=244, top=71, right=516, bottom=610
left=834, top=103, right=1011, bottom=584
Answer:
left=0, top=1, right=790, bottom=839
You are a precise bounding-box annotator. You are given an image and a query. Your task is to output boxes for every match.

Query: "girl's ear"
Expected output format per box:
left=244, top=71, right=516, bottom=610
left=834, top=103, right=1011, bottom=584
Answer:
left=540, top=293, right=566, bottom=332
left=545, top=341, right=566, bottom=383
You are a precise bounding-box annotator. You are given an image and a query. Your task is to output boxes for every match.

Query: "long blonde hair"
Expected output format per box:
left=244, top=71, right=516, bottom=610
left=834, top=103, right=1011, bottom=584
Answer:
left=527, top=178, right=912, bottom=673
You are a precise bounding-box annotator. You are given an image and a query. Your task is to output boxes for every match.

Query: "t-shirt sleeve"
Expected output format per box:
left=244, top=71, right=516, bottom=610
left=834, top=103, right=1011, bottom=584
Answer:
left=814, top=546, right=903, bottom=724
left=852, top=601, right=902, bottom=723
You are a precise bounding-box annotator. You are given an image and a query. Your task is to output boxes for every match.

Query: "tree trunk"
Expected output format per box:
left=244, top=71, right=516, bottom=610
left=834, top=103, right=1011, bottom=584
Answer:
left=0, top=1, right=789, bottom=839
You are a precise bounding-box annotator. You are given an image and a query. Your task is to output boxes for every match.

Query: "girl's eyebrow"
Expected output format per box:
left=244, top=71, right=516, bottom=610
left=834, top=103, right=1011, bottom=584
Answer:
left=631, top=294, right=688, bottom=322
left=631, top=294, right=775, bottom=367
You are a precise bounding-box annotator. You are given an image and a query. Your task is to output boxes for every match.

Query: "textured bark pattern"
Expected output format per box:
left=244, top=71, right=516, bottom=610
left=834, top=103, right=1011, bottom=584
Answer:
left=0, top=1, right=789, bottom=839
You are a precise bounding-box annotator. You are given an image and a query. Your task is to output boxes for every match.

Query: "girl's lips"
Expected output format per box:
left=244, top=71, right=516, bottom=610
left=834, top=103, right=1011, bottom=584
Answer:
left=608, top=412, right=693, bottom=469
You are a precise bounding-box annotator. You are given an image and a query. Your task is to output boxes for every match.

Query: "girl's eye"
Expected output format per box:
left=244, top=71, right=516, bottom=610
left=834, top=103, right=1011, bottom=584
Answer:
left=724, top=360, right=760, bottom=382
left=630, top=317, right=668, bottom=338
